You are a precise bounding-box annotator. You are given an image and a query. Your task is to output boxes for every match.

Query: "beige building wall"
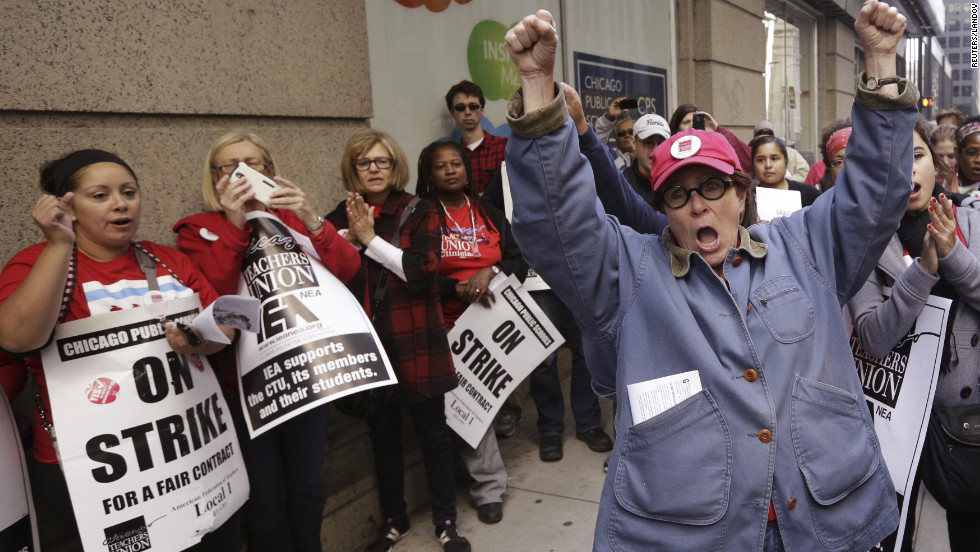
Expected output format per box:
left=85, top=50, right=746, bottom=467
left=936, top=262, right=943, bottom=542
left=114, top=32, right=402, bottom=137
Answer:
left=0, top=0, right=372, bottom=263
left=675, top=0, right=768, bottom=144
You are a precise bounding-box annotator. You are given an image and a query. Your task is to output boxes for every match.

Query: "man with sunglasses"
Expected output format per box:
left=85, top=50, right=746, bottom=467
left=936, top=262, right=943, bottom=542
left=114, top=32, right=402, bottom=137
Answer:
left=445, top=80, right=508, bottom=195
left=622, top=113, right=671, bottom=205
left=504, top=3, right=916, bottom=551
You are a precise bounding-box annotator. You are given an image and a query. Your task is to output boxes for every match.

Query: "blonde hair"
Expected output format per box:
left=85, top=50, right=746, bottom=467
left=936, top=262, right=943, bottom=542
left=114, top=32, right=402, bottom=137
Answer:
left=339, top=128, right=410, bottom=194
left=201, top=131, right=279, bottom=211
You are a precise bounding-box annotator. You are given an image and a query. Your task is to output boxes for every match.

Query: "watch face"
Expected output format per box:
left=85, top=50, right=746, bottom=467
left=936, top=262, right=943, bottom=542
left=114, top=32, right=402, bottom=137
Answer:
left=868, top=77, right=879, bottom=89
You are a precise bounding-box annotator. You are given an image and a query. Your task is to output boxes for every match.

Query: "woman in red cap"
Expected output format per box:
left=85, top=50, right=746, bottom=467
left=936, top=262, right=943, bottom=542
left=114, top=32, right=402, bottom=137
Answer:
left=503, top=2, right=915, bottom=551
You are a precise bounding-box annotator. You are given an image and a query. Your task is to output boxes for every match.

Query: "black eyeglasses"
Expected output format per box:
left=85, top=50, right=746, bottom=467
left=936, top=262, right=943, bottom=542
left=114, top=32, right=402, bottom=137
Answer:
left=214, top=162, right=270, bottom=174
left=453, top=103, right=483, bottom=113
left=616, top=129, right=634, bottom=138
left=353, top=157, right=394, bottom=171
left=962, top=148, right=980, bottom=159
left=661, top=177, right=733, bottom=209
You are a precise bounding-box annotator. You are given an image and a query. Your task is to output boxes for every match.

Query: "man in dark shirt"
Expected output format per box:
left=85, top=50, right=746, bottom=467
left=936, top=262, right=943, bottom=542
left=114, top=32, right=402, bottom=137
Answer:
left=446, top=80, right=507, bottom=195
left=623, top=114, right=670, bottom=204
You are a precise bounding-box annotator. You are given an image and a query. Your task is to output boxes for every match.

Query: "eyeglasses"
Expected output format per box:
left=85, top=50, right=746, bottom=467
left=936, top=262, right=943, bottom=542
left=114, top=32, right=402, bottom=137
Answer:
left=353, top=157, right=394, bottom=171
left=453, top=103, right=483, bottom=113
left=616, top=129, right=634, bottom=138
left=214, top=162, right=269, bottom=174
left=961, top=148, right=980, bottom=159
left=829, top=158, right=845, bottom=169
left=661, top=177, right=733, bottom=209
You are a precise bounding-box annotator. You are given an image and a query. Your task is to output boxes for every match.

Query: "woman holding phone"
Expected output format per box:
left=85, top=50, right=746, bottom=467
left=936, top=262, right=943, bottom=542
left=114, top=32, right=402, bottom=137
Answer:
left=174, top=131, right=360, bottom=552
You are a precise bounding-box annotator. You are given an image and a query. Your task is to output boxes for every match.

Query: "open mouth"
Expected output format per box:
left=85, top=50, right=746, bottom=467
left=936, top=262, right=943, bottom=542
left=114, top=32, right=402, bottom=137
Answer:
left=696, top=227, right=720, bottom=252
left=909, top=183, right=922, bottom=202
left=110, top=218, right=133, bottom=228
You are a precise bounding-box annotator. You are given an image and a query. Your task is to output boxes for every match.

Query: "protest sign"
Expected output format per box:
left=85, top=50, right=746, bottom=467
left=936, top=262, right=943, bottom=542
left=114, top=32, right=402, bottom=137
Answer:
left=845, top=295, right=951, bottom=552
left=40, top=295, right=248, bottom=551
left=446, top=274, right=564, bottom=448
left=0, top=392, right=38, bottom=552
left=755, top=187, right=803, bottom=221
left=236, top=212, right=397, bottom=437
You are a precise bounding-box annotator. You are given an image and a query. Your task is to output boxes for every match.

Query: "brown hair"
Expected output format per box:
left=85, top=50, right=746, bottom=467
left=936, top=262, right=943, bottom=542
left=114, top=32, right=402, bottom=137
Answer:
left=339, top=128, right=410, bottom=194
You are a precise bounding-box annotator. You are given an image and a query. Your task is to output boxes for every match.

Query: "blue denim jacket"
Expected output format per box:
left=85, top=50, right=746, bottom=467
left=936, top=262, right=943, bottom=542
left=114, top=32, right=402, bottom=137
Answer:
left=504, top=77, right=918, bottom=551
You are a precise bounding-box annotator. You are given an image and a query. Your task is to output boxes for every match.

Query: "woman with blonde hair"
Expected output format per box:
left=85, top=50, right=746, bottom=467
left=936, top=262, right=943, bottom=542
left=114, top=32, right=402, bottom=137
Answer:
left=173, top=131, right=359, bottom=552
left=326, top=128, right=471, bottom=552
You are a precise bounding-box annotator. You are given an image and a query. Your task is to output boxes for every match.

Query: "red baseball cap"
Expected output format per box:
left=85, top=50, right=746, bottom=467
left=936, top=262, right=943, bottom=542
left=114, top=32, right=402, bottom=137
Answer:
left=649, top=130, right=742, bottom=191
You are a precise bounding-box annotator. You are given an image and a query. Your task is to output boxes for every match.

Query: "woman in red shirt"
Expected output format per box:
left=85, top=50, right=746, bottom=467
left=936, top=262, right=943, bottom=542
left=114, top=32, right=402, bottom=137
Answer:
left=416, top=140, right=528, bottom=525
left=0, top=149, right=231, bottom=550
left=173, top=131, right=359, bottom=552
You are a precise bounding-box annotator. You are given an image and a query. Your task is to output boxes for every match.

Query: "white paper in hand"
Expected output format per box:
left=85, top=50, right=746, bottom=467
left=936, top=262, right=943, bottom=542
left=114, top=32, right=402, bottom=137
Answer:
left=627, top=370, right=702, bottom=426
left=191, top=295, right=261, bottom=344
left=755, top=187, right=802, bottom=221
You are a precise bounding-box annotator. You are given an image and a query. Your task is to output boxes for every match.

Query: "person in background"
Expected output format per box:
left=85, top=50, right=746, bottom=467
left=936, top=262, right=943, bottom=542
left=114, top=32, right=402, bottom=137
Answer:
left=593, top=97, right=635, bottom=170
left=445, top=80, right=507, bottom=196
left=173, top=131, right=360, bottom=552
left=818, top=125, right=852, bottom=191
left=804, top=117, right=851, bottom=187
left=326, top=128, right=470, bottom=552
left=848, top=116, right=980, bottom=552
left=931, top=123, right=960, bottom=191
left=936, top=107, right=966, bottom=128
left=502, top=3, right=912, bottom=550
left=0, top=149, right=235, bottom=551
left=622, top=114, right=671, bottom=204
left=954, top=116, right=980, bottom=197
left=416, top=140, right=528, bottom=525
left=752, top=121, right=810, bottom=181
left=668, top=103, right=752, bottom=174
left=749, top=134, right=821, bottom=210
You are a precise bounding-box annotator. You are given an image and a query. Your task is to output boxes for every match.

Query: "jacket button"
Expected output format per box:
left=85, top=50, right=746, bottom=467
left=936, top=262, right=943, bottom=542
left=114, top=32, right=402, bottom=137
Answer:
left=788, top=498, right=797, bottom=510
left=758, top=429, right=772, bottom=443
left=732, top=256, right=743, bottom=267
left=972, top=334, right=979, bottom=347
left=746, top=303, right=753, bottom=314
left=962, top=387, right=973, bottom=399
left=744, top=369, right=758, bottom=382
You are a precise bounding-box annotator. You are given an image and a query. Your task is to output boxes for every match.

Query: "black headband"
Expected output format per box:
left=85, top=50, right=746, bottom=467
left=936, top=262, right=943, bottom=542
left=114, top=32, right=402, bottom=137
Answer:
left=50, top=150, right=136, bottom=196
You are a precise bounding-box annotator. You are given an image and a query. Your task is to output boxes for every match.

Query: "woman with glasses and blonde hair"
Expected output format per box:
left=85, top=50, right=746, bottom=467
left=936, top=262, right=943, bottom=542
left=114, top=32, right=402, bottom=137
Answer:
left=326, top=128, right=471, bottom=552
left=173, top=131, right=360, bottom=552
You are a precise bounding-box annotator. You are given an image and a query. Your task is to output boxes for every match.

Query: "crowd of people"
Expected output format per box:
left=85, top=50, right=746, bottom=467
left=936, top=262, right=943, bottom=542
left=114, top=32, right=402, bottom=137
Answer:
left=0, top=1, right=978, bottom=552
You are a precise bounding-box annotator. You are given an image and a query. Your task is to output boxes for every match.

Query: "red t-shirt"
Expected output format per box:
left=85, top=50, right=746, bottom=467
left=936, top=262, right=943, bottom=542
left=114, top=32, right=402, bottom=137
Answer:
left=0, top=242, right=218, bottom=464
left=439, top=203, right=501, bottom=326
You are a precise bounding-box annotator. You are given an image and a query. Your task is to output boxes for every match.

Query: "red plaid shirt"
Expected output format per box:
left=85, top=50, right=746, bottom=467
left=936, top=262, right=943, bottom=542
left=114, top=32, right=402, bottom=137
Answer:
left=464, top=132, right=508, bottom=195
left=326, top=191, right=457, bottom=401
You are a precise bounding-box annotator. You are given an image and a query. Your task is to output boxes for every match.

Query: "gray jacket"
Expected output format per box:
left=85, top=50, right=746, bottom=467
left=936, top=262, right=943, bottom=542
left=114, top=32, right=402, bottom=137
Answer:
left=849, top=196, right=980, bottom=409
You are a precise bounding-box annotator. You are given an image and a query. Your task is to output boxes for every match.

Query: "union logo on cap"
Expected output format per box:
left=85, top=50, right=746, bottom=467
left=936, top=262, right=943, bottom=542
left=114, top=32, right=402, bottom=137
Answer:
left=671, top=135, right=701, bottom=159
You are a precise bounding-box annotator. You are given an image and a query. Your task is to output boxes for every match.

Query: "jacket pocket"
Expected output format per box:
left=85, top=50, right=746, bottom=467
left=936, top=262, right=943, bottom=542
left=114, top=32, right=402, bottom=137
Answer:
left=614, top=390, right=732, bottom=524
left=791, top=376, right=890, bottom=548
left=750, top=275, right=814, bottom=343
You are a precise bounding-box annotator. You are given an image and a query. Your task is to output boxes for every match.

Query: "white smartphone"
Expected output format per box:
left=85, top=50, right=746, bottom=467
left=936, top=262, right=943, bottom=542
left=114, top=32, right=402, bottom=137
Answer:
left=230, top=162, right=280, bottom=206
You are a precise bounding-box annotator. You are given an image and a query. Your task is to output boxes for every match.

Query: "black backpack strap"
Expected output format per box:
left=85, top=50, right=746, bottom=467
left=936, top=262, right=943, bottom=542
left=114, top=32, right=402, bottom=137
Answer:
left=371, top=197, right=421, bottom=320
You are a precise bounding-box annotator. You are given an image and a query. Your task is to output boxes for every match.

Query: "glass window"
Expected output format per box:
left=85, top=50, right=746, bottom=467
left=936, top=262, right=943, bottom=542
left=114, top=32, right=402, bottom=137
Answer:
left=964, top=85, right=973, bottom=96
left=939, top=37, right=947, bottom=47
left=763, top=1, right=817, bottom=163
left=950, top=36, right=961, bottom=48
left=951, top=53, right=961, bottom=64
left=953, top=69, right=960, bottom=80
left=954, top=86, right=961, bottom=96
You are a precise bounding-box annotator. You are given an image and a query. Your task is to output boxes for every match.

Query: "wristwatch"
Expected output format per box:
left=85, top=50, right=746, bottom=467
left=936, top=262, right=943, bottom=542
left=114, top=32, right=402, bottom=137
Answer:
left=866, top=76, right=899, bottom=91
left=490, top=265, right=501, bottom=274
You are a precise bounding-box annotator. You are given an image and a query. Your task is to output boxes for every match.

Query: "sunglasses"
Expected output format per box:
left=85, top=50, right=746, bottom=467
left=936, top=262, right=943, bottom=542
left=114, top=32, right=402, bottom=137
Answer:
left=616, top=129, right=634, bottom=138
left=453, top=103, right=483, bottom=113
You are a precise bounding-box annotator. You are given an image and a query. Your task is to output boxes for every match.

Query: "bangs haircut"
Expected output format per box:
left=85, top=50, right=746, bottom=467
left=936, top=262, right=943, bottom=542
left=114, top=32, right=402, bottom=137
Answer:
left=340, top=128, right=410, bottom=194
